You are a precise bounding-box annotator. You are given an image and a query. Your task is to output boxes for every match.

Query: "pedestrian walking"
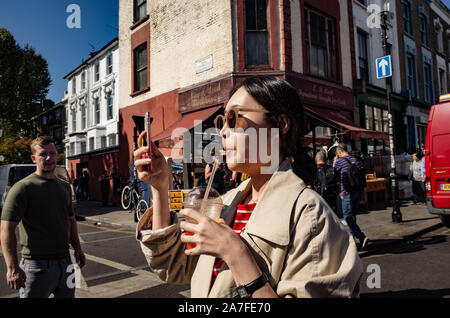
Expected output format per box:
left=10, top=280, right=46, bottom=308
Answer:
left=0, top=136, right=85, bottom=298
left=205, top=149, right=226, bottom=195
left=134, top=76, right=363, bottom=298
left=111, top=167, right=121, bottom=206
left=334, top=143, right=369, bottom=251
left=314, top=150, right=339, bottom=216
left=80, top=170, right=89, bottom=200
left=409, top=151, right=426, bottom=204
left=99, top=170, right=111, bottom=207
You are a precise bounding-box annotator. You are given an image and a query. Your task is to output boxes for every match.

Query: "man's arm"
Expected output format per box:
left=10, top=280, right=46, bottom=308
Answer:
left=69, top=216, right=86, bottom=268
left=0, top=221, right=26, bottom=290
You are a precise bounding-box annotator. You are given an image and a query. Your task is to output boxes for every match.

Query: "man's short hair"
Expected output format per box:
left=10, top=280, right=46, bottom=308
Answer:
left=30, top=136, right=55, bottom=154
left=315, top=150, right=327, bottom=163
left=336, top=143, right=347, bottom=153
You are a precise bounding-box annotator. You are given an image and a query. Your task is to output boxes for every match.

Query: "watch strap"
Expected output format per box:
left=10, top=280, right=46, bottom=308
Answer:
left=236, top=272, right=269, bottom=298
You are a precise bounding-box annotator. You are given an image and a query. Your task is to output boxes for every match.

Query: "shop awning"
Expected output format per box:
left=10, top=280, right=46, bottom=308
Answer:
left=304, top=105, right=389, bottom=141
left=153, top=105, right=222, bottom=143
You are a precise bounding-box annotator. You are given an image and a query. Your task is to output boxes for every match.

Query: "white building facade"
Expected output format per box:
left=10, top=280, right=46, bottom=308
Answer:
left=63, top=38, right=120, bottom=200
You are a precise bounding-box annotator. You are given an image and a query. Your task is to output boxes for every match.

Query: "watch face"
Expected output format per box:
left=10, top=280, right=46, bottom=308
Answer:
left=237, top=286, right=249, bottom=298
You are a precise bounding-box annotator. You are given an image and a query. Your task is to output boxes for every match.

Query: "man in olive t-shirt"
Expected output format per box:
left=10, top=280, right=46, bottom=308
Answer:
left=0, top=136, right=85, bottom=298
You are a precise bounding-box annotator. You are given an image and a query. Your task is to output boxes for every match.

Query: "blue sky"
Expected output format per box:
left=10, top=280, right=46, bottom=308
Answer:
left=0, top=0, right=118, bottom=103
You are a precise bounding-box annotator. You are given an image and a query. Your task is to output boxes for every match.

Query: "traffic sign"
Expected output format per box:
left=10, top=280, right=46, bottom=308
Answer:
left=376, top=55, right=392, bottom=79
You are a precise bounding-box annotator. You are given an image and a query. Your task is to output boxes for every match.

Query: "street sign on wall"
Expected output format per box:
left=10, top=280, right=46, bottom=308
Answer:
left=376, top=55, right=392, bottom=79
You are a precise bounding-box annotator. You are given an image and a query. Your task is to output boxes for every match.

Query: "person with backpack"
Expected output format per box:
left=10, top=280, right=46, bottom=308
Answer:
left=334, top=143, right=369, bottom=251
left=314, top=151, right=339, bottom=215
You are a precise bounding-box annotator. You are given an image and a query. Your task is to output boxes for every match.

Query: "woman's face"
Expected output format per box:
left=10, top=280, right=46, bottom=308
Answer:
left=220, top=87, right=279, bottom=175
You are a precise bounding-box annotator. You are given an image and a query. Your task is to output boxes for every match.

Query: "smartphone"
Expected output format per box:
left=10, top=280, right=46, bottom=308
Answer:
left=144, top=111, right=152, bottom=172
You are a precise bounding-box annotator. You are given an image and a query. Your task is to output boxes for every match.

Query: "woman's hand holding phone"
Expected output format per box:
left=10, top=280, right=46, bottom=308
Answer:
left=134, top=131, right=169, bottom=192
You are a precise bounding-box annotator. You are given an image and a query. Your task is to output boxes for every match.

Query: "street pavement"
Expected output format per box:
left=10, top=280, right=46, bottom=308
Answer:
left=1, top=196, right=447, bottom=298
left=75, top=197, right=446, bottom=248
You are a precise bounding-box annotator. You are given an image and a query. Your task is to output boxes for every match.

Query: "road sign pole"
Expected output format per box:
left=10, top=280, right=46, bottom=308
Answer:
left=381, top=9, right=402, bottom=223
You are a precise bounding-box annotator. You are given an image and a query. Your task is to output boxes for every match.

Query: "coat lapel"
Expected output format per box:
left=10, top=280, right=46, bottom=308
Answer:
left=245, top=160, right=306, bottom=246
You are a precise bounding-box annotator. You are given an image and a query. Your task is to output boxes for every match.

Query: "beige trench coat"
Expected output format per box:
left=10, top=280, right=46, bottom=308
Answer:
left=136, top=160, right=364, bottom=298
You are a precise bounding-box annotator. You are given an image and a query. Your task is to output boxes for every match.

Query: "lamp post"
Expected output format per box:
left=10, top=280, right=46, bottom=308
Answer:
left=380, top=1, right=402, bottom=223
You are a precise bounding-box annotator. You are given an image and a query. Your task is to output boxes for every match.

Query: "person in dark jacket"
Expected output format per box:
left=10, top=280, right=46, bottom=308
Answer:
left=314, top=150, right=339, bottom=215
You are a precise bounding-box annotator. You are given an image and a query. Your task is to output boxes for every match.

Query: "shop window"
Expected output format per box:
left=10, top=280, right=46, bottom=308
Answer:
left=305, top=7, right=337, bottom=80
left=244, top=0, right=269, bottom=67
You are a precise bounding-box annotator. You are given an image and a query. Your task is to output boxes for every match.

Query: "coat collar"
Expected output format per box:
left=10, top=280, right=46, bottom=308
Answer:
left=221, top=159, right=306, bottom=246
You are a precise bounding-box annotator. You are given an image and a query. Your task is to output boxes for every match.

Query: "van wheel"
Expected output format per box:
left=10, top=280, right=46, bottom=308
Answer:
left=441, top=215, right=450, bottom=228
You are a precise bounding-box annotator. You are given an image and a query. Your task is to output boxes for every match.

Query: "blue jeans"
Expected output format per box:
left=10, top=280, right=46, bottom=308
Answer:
left=19, top=257, right=76, bottom=298
left=341, top=189, right=366, bottom=241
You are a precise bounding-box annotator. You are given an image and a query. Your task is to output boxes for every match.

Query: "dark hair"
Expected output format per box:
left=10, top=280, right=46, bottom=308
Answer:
left=231, top=76, right=315, bottom=184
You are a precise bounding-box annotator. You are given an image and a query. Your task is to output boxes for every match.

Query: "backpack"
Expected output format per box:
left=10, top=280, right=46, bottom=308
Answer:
left=343, top=157, right=367, bottom=189
left=316, top=164, right=338, bottom=197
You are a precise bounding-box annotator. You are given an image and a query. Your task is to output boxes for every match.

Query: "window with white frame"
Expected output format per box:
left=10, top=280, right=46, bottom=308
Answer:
left=94, top=97, right=100, bottom=125
left=81, top=72, right=86, bottom=90
left=72, top=110, right=77, bottom=132
left=81, top=106, right=86, bottom=130
left=80, top=141, right=86, bottom=154
left=72, top=78, right=76, bottom=95
left=101, top=136, right=107, bottom=149
left=107, top=93, right=113, bottom=120
left=89, top=137, right=95, bottom=151
left=108, top=134, right=116, bottom=147
left=106, top=54, right=113, bottom=75
left=94, top=62, right=100, bottom=82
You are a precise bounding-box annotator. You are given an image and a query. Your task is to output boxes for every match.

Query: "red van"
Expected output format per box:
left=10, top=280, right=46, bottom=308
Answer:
left=425, top=94, right=450, bottom=228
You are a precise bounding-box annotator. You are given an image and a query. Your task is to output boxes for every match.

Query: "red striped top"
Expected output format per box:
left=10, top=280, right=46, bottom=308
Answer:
left=211, top=203, right=256, bottom=283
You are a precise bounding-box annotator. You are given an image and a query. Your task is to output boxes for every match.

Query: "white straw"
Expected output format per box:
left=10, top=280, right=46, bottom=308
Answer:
left=200, top=158, right=219, bottom=215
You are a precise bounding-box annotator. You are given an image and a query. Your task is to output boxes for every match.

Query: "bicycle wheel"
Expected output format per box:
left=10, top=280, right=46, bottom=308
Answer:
left=134, top=199, right=148, bottom=222
left=121, top=186, right=132, bottom=210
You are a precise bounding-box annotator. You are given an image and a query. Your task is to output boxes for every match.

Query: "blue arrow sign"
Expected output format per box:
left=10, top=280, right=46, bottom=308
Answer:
left=376, top=55, right=392, bottom=79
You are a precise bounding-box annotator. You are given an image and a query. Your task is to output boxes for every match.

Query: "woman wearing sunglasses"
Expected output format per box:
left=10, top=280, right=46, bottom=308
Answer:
left=135, top=76, right=363, bottom=298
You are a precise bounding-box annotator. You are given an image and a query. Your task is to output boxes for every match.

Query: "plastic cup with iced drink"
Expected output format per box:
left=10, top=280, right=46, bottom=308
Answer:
left=183, top=186, right=223, bottom=250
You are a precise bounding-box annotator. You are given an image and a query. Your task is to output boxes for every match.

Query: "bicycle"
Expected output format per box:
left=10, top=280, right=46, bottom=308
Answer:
left=121, top=179, right=148, bottom=222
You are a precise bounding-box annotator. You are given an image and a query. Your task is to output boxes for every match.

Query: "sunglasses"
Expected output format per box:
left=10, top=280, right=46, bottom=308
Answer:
left=214, top=106, right=271, bottom=131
